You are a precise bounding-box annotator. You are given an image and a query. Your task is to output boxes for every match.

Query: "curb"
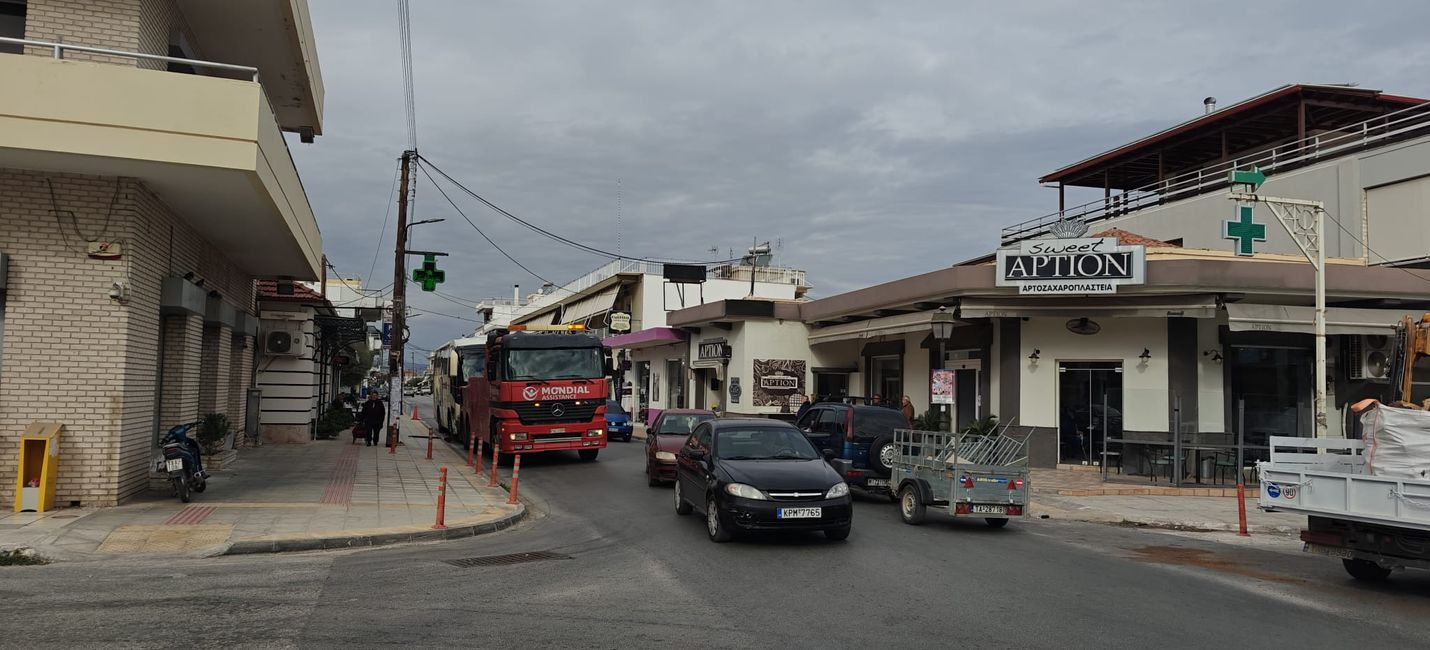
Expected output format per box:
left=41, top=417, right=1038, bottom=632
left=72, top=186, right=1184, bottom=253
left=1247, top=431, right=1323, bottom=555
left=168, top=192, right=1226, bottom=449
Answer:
left=222, top=504, right=527, bottom=555
left=1032, top=502, right=1298, bottom=536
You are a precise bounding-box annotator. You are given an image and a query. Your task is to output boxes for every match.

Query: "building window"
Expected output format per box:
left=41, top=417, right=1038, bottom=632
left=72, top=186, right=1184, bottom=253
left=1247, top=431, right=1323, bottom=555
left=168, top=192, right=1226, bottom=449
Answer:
left=0, top=1, right=26, bottom=55
left=1231, top=346, right=1313, bottom=446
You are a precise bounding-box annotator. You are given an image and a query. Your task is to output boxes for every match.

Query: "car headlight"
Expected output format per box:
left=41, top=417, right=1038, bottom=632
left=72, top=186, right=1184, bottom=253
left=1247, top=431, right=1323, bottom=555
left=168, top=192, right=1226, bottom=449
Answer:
left=825, top=482, right=850, bottom=499
left=724, top=483, right=767, bottom=500
left=655, top=451, right=676, bottom=461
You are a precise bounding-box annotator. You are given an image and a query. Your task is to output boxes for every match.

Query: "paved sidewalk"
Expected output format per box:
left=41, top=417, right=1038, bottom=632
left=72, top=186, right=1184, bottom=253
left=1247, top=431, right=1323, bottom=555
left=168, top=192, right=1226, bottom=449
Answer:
left=1033, top=492, right=1303, bottom=534
left=0, top=418, right=522, bottom=560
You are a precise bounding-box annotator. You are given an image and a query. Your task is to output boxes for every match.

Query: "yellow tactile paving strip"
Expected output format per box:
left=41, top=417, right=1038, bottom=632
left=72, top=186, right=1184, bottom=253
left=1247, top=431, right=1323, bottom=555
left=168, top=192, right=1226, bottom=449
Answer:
left=97, top=524, right=235, bottom=554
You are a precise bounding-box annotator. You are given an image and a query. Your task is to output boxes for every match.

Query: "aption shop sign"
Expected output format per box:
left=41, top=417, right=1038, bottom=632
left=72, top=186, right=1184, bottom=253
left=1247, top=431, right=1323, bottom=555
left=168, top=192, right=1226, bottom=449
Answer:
left=995, top=237, right=1146, bottom=295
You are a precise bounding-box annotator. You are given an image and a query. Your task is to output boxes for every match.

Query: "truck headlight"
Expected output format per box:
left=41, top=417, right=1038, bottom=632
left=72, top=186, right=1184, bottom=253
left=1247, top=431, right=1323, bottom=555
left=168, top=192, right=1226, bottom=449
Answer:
left=725, top=483, right=767, bottom=500
left=510, top=433, right=528, bottom=441
left=655, top=451, right=676, bottom=461
left=825, top=482, right=850, bottom=499
left=587, top=429, right=603, bottom=437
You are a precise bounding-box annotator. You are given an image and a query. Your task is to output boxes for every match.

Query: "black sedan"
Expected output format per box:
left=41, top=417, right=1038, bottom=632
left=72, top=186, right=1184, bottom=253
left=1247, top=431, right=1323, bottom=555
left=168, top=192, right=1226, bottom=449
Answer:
left=673, top=418, right=852, bottom=543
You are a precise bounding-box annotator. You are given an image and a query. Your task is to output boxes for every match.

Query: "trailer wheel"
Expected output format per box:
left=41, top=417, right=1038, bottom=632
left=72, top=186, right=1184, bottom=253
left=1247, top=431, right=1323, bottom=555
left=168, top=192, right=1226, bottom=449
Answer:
left=899, top=484, right=926, bottom=525
left=1343, top=558, right=1392, bottom=581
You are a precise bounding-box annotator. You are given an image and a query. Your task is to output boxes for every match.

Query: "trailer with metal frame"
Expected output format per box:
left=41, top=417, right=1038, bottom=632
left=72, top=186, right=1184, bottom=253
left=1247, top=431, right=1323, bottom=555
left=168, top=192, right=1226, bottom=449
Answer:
left=890, top=426, right=1030, bottom=528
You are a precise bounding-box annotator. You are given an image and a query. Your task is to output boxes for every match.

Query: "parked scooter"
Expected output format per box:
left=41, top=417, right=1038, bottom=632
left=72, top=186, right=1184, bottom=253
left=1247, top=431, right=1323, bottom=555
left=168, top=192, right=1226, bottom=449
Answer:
left=156, top=423, right=207, bottom=503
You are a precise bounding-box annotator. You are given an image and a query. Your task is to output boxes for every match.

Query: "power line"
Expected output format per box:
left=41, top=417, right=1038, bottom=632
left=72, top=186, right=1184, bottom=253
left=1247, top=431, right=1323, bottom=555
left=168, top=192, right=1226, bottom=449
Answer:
left=397, top=0, right=417, bottom=150
left=415, top=159, right=572, bottom=292
left=367, top=162, right=401, bottom=284
left=417, top=154, right=743, bottom=266
left=408, top=304, right=481, bottom=323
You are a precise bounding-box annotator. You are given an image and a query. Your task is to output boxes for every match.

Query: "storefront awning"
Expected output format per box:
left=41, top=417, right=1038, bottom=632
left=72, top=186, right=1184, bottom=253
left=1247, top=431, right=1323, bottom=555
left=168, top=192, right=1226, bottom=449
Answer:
left=809, top=311, right=939, bottom=345
left=1226, top=304, right=1403, bottom=335
left=561, top=286, right=620, bottom=325
left=603, top=327, right=688, bottom=349
left=958, top=294, right=1220, bottom=319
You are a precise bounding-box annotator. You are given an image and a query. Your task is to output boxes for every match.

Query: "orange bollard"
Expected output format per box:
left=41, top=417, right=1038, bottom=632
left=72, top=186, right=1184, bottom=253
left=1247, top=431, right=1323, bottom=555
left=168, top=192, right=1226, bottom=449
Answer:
left=489, top=444, right=500, bottom=487
left=474, top=439, right=483, bottom=474
left=426, top=426, right=434, bottom=460
left=466, top=433, right=475, bottom=467
left=1236, top=483, right=1250, bottom=537
left=388, top=422, right=397, bottom=455
left=432, top=466, right=448, bottom=530
left=507, top=454, right=521, bottom=505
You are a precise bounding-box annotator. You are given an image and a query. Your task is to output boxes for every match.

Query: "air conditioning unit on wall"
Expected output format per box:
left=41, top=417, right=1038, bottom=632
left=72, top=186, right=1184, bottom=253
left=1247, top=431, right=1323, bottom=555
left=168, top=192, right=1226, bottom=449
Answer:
left=260, top=319, right=306, bottom=357
left=1348, top=334, right=1391, bottom=382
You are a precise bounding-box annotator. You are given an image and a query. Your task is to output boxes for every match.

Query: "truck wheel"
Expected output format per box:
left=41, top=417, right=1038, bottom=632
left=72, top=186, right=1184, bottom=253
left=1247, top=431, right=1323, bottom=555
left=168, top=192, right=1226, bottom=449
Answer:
left=870, top=437, right=895, bottom=477
left=899, top=484, right=925, bottom=525
left=579, top=449, right=600, bottom=462
left=985, top=518, right=1009, bottom=529
left=1343, top=558, right=1392, bottom=581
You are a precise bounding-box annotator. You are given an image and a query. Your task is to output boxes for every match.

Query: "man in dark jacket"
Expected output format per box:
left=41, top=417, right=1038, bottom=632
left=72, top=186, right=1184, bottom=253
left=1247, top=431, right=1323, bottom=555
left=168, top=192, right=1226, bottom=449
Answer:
left=359, top=392, right=386, bottom=447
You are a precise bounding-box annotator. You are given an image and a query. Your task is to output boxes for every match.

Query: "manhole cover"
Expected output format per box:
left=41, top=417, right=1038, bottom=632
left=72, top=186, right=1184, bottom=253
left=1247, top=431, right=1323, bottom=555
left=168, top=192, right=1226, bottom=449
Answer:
left=443, top=551, right=570, bottom=568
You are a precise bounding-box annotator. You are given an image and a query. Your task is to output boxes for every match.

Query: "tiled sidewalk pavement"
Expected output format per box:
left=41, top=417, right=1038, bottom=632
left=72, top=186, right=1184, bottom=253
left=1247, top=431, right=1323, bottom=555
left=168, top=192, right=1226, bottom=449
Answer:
left=0, top=418, right=522, bottom=560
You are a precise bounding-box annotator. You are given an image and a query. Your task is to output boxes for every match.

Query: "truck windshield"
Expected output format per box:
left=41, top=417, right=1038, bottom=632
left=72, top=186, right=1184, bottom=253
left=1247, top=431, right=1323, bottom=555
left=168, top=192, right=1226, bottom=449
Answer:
left=505, top=348, right=603, bottom=380
left=457, top=347, right=485, bottom=383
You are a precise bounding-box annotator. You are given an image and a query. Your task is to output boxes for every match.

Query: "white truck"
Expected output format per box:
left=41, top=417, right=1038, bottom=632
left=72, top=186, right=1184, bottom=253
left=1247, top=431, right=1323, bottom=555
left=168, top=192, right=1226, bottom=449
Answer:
left=1260, top=413, right=1430, bottom=581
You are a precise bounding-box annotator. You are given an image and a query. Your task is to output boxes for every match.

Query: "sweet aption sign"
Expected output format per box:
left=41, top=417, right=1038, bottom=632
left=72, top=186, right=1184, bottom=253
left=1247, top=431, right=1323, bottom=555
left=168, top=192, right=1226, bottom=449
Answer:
left=995, top=237, right=1146, bottom=295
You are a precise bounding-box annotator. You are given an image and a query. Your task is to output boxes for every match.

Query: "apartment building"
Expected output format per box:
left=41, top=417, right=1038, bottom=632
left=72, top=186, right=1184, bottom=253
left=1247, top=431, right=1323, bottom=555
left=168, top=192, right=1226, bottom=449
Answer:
left=0, top=0, right=325, bottom=506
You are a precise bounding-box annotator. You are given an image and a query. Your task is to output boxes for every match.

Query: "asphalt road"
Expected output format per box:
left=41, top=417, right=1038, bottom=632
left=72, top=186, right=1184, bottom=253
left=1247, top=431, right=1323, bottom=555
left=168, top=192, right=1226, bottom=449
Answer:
left=3, top=395, right=1430, bottom=649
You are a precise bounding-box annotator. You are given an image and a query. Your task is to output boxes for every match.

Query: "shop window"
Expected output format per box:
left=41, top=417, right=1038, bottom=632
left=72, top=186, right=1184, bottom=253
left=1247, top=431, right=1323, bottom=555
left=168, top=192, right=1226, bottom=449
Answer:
left=868, top=355, right=901, bottom=406
left=0, top=1, right=25, bottom=55
left=1231, top=346, right=1313, bottom=445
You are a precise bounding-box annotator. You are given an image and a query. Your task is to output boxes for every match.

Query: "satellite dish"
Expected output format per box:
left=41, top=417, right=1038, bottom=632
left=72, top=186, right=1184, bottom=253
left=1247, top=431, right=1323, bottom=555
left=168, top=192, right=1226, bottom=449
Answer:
left=1066, top=318, right=1101, bottom=336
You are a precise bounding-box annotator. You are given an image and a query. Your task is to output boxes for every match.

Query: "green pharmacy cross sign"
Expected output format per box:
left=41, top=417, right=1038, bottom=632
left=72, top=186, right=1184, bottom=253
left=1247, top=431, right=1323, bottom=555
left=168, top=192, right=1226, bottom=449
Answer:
left=1224, top=205, right=1267, bottom=257
left=413, top=254, right=445, bottom=291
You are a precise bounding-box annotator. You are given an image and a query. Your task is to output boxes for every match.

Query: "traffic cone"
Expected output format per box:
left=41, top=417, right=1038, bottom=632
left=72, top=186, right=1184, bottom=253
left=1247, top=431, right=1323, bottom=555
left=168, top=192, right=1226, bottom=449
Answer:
left=411, top=406, right=420, bottom=420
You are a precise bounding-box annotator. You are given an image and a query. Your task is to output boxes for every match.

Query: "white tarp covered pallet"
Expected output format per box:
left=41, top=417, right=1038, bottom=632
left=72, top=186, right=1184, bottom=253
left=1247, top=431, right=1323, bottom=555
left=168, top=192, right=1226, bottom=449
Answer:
left=1362, top=403, right=1430, bottom=480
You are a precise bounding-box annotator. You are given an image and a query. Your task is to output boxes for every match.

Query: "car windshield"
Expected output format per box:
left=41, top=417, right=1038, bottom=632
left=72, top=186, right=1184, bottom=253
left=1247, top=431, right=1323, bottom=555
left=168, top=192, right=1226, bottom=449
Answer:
left=715, top=427, right=820, bottom=460
left=504, top=348, right=603, bottom=380
left=605, top=400, right=625, bottom=415
left=657, top=414, right=712, bottom=435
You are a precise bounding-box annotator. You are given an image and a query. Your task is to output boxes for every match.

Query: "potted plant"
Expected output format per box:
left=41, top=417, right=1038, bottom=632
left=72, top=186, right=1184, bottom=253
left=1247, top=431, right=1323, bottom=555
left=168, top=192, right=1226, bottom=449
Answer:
left=198, top=412, right=238, bottom=470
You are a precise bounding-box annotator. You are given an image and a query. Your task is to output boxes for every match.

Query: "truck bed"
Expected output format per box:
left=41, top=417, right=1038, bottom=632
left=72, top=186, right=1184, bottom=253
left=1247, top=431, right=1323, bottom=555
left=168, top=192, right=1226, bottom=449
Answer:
left=1259, top=436, right=1430, bottom=532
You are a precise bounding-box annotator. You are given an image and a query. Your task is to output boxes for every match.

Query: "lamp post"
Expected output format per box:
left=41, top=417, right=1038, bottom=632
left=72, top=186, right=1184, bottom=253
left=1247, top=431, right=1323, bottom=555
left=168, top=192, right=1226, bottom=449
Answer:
left=931, top=306, right=956, bottom=431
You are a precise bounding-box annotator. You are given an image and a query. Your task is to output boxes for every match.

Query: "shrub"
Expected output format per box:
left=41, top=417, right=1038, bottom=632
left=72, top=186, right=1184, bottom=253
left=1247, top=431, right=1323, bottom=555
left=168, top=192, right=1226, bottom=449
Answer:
left=316, top=407, right=355, bottom=440
left=197, top=413, right=232, bottom=456
left=960, top=415, right=1000, bottom=436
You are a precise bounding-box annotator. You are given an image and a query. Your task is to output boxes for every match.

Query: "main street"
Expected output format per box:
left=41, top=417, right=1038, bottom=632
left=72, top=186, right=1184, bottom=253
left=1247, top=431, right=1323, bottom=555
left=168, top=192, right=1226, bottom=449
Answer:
left=2, top=397, right=1429, bottom=648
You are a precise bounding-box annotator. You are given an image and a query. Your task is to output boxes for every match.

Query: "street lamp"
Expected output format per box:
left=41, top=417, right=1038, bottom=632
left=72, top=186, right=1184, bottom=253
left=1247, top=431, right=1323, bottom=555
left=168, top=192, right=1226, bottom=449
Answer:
left=930, top=306, right=956, bottom=431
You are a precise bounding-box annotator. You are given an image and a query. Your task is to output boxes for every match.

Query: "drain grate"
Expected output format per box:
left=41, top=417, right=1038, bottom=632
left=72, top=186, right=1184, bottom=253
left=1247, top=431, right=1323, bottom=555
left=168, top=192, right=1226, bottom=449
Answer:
left=443, top=550, right=571, bottom=568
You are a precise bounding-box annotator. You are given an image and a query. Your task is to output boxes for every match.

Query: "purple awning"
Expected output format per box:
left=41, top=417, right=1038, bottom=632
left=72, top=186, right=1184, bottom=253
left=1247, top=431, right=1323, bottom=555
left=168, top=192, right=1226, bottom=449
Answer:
left=603, top=327, right=688, bottom=349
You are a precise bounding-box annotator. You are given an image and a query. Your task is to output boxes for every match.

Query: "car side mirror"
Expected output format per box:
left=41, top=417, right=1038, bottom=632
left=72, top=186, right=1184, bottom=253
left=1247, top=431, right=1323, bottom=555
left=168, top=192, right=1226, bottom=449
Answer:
left=822, top=448, right=835, bottom=461
left=686, top=448, right=706, bottom=461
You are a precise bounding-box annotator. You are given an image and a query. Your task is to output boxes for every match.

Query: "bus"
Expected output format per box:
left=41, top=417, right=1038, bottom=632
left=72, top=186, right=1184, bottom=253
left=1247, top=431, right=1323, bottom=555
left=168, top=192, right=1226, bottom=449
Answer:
left=430, top=336, right=486, bottom=439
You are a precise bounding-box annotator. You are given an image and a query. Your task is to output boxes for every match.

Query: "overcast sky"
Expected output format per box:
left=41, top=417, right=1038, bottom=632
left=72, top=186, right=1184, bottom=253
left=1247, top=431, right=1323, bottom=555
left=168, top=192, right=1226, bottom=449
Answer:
left=290, top=0, right=1430, bottom=354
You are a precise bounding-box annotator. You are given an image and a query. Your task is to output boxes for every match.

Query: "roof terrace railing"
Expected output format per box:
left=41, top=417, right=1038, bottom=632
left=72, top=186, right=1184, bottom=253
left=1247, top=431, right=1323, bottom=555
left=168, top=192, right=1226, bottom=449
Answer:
left=1001, top=99, right=1430, bottom=245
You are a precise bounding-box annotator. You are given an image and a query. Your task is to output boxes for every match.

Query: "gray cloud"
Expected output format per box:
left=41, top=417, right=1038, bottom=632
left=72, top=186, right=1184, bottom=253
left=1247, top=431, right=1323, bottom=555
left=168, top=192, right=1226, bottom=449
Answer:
left=289, top=0, right=1430, bottom=351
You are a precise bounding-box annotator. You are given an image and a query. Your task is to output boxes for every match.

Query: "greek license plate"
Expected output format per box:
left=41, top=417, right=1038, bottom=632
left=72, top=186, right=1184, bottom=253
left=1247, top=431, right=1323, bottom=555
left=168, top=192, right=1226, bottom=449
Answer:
left=165, top=459, right=184, bottom=472
left=972, top=505, right=1006, bottom=514
left=866, top=479, right=889, bottom=488
left=1305, top=543, right=1354, bottom=560
left=778, top=507, right=821, bottom=519
left=551, top=428, right=566, bottom=434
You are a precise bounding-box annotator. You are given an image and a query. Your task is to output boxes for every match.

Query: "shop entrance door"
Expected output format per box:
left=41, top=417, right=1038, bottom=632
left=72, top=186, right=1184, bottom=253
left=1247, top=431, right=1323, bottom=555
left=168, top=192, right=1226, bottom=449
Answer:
left=814, top=372, right=849, bottom=402
left=1058, top=362, right=1123, bottom=465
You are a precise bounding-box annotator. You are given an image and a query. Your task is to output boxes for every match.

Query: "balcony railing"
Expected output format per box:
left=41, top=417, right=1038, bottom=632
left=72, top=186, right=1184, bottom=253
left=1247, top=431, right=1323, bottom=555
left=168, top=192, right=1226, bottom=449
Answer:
left=1001, top=98, right=1430, bottom=245
left=0, top=36, right=260, bottom=80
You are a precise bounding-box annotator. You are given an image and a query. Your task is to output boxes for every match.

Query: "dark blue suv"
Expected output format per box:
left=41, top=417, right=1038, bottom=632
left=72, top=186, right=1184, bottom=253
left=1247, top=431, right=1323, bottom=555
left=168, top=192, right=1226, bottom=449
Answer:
left=795, top=403, right=910, bottom=498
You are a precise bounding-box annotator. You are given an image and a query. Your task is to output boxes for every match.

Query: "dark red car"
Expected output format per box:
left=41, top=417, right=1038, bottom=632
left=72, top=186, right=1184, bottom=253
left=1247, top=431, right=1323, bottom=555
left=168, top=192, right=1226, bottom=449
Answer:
left=646, top=408, right=716, bottom=486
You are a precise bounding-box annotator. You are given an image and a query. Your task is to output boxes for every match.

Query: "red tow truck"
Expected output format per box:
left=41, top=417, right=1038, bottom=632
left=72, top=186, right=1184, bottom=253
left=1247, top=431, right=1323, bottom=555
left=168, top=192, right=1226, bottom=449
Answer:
left=463, top=325, right=611, bottom=461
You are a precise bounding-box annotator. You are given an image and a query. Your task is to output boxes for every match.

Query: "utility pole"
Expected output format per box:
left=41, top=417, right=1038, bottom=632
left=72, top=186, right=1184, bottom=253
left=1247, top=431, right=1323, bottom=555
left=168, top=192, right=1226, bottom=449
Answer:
left=387, top=149, right=415, bottom=450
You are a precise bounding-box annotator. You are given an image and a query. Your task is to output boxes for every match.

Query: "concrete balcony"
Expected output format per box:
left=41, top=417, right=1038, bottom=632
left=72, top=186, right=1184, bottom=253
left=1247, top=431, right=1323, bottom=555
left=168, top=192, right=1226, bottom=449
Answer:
left=0, top=49, right=322, bottom=279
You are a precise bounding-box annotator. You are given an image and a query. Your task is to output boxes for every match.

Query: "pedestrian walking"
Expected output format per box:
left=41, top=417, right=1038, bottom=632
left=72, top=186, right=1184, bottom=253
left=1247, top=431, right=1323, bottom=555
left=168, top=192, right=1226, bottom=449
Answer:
left=359, top=392, right=385, bottom=447
left=900, top=395, right=915, bottom=423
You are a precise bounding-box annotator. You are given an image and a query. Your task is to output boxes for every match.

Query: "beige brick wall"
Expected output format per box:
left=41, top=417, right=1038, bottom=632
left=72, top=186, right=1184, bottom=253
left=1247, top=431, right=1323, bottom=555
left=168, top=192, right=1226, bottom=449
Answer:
left=0, top=168, right=255, bottom=506
left=23, top=0, right=200, bottom=70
